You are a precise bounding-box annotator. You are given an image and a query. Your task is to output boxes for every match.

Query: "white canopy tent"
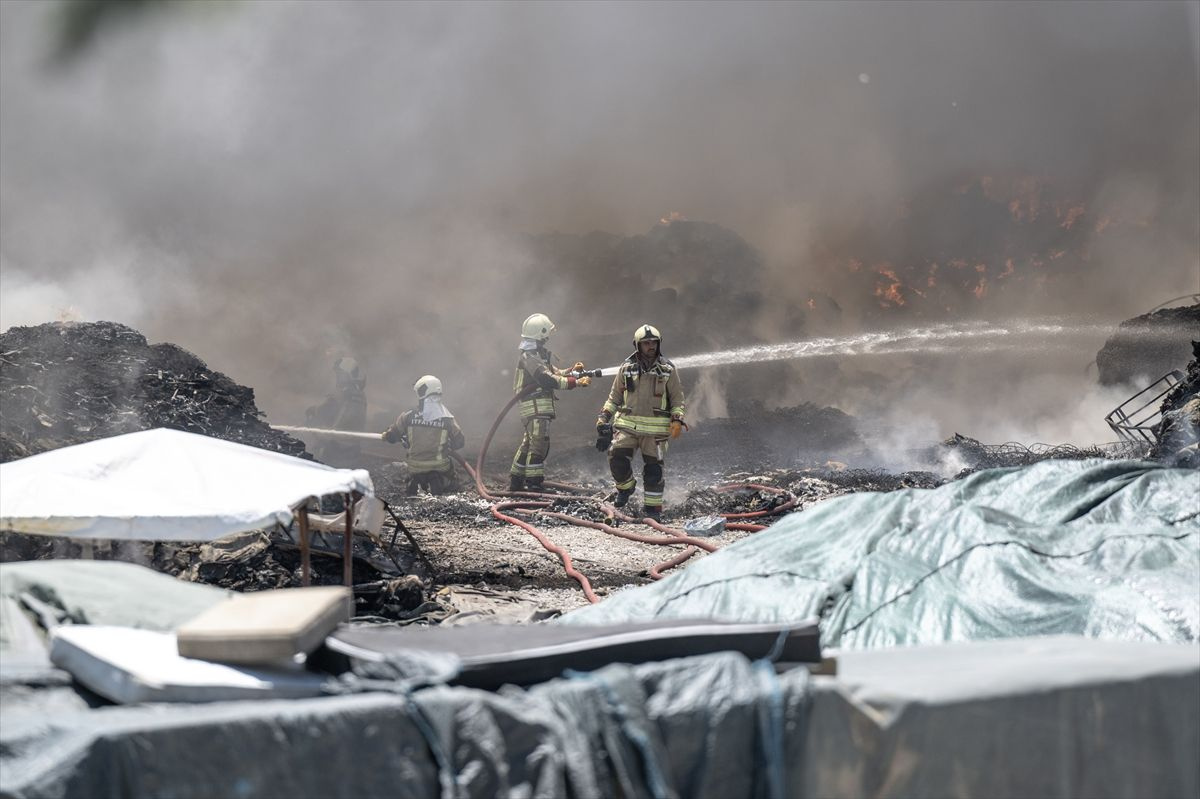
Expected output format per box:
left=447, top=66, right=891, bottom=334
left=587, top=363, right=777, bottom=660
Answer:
left=0, top=429, right=376, bottom=542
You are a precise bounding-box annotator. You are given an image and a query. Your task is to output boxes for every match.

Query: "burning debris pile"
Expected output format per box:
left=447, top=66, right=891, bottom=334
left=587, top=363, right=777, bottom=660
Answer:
left=809, top=175, right=1177, bottom=321
left=1096, top=304, right=1200, bottom=387
left=0, top=321, right=307, bottom=463
left=1150, top=340, right=1200, bottom=468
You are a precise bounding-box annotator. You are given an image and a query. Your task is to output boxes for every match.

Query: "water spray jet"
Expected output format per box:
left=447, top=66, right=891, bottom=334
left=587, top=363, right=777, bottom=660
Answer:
left=598, top=319, right=1112, bottom=376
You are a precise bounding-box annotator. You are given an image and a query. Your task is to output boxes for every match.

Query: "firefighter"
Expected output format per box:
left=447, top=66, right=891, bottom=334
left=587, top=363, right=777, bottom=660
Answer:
left=595, top=324, right=686, bottom=518
left=510, top=313, right=592, bottom=491
left=381, top=374, right=465, bottom=495
left=306, top=356, right=367, bottom=465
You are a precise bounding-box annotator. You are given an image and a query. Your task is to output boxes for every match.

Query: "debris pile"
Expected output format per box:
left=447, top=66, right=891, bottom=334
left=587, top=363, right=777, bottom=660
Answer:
left=0, top=529, right=422, bottom=617
left=532, top=221, right=768, bottom=354
left=0, top=322, right=430, bottom=613
left=679, top=467, right=944, bottom=517
left=0, top=321, right=307, bottom=463
left=935, top=433, right=1143, bottom=475
left=1095, top=304, right=1200, bottom=386
left=686, top=399, right=863, bottom=467
left=1150, top=340, right=1200, bottom=467
left=168, top=535, right=422, bottom=618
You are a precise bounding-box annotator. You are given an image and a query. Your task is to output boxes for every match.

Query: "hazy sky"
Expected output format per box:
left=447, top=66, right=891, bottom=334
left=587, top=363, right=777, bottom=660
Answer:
left=2, top=0, right=1197, bottom=448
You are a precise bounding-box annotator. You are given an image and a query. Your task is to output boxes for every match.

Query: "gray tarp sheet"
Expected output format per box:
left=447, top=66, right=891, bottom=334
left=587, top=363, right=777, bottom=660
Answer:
left=2, top=636, right=1196, bottom=799
left=560, top=459, right=1200, bottom=648
left=0, top=560, right=228, bottom=639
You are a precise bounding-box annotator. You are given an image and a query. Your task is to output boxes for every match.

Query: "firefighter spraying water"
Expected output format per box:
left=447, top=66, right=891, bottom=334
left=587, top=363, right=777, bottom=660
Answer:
left=507, top=313, right=597, bottom=492
left=595, top=324, right=687, bottom=518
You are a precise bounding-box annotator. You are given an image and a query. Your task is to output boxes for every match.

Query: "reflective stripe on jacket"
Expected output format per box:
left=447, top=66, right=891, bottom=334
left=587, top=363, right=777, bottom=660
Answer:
left=514, top=347, right=571, bottom=419
left=603, top=353, right=685, bottom=437
left=383, top=409, right=465, bottom=473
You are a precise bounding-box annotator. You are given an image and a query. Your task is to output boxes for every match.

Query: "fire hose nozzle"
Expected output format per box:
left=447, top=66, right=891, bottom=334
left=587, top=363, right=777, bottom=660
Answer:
left=568, top=369, right=603, bottom=378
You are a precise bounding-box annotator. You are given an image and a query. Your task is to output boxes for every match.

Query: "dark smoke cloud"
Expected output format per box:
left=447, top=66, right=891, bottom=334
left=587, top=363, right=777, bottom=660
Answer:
left=1, top=0, right=1197, bottom=452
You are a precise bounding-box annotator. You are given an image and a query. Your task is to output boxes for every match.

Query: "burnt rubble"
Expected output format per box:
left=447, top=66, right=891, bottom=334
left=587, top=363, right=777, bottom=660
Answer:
left=0, top=530, right=424, bottom=618
left=0, top=321, right=307, bottom=463
left=677, top=467, right=944, bottom=518
left=0, top=321, right=407, bottom=607
left=1150, top=340, right=1200, bottom=468
left=672, top=399, right=864, bottom=470
left=1095, top=304, right=1200, bottom=386
left=935, top=433, right=1144, bottom=476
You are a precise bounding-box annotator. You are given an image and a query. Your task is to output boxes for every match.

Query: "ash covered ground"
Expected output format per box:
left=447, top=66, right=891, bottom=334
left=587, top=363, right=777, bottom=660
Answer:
left=2, top=320, right=1195, bottom=622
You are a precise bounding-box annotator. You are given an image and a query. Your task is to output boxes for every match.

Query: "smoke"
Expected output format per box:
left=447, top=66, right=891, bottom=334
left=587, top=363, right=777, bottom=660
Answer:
left=1, top=1, right=1197, bottom=455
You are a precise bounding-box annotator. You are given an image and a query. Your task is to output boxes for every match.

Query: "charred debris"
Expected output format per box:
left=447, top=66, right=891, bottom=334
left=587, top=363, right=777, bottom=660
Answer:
left=1, top=319, right=1196, bottom=616
left=0, top=321, right=305, bottom=462
left=1096, top=304, right=1200, bottom=387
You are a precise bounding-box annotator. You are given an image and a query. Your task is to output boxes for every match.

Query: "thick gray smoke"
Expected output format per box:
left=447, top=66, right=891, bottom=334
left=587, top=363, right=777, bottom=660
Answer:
left=1, top=1, right=1197, bottom=455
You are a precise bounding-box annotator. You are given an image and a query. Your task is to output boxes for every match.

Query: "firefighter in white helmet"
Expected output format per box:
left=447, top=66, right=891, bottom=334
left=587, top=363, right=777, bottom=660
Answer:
left=509, top=313, right=592, bottom=491
left=595, top=324, right=686, bottom=518
left=381, top=374, right=465, bottom=495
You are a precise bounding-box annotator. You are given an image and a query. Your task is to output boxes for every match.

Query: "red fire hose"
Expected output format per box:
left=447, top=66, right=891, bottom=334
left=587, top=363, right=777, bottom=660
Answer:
left=449, top=387, right=799, bottom=602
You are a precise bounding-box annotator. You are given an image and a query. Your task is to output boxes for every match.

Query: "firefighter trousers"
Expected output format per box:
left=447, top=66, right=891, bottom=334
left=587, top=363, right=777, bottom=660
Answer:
left=511, top=417, right=551, bottom=488
left=608, top=430, right=668, bottom=508
left=406, top=465, right=457, bottom=496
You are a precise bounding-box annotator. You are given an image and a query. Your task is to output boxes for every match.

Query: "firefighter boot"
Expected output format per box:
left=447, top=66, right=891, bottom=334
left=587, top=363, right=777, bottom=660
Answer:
left=509, top=474, right=525, bottom=492
left=525, top=476, right=545, bottom=492
left=614, top=483, right=636, bottom=508
left=642, top=460, right=665, bottom=520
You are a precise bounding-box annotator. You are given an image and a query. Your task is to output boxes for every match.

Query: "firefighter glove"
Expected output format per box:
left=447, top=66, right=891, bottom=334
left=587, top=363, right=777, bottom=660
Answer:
left=596, top=423, right=613, bottom=451
left=670, top=420, right=684, bottom=439
left=578, top=376, right=591, bottom=387
left=572, top=362, right=585, bottom=372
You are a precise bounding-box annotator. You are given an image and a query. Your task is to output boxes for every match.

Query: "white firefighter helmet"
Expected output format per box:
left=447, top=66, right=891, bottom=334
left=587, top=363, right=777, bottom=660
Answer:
left=413, top=374, right=442, bottom=398
left=633, top=324, right=661, bottom=347
left=522, top=313, right=556, bottom=341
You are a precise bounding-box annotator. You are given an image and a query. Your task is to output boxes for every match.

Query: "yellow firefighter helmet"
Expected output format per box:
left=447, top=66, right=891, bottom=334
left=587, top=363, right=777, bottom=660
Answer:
left=522, top=313, right=556, bottom=341
left=413, top=374, right=443, bottom=398
left=633, top=324, right=661, bottom=347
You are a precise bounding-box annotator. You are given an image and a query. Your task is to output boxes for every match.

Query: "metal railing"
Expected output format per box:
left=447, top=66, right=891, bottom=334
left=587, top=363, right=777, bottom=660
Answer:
left=1104, top=370, right=1184, bottom=445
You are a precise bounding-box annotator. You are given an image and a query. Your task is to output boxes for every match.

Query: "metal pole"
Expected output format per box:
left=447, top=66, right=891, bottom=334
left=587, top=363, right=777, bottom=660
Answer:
left=297, top=504, right=312, bottom=587
left=343, top=492, right=355, bottom=587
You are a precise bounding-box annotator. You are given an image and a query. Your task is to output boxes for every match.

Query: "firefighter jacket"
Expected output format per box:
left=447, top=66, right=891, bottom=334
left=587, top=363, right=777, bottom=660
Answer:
left=383, top=409, right=465, bottom=473
left=513, top=345, right=580, bottom=420
left=599, top=353, right=686, bottom=437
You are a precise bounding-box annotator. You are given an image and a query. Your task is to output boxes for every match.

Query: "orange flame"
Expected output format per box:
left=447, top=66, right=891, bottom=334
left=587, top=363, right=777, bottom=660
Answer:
left=873, top=264, right=906, bottom=306
left=1059, top=205, right=1085, bottom=230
